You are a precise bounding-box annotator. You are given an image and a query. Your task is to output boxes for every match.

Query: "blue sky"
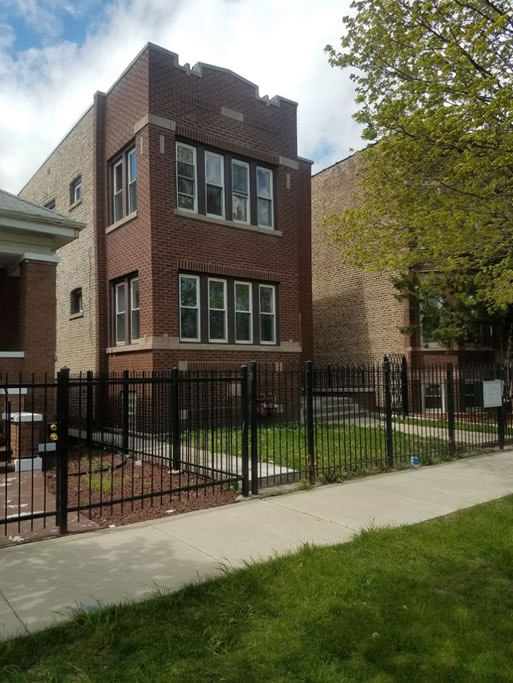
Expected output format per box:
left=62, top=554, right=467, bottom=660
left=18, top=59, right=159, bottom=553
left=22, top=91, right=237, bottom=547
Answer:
left=0, top=0, right=363, bottom=193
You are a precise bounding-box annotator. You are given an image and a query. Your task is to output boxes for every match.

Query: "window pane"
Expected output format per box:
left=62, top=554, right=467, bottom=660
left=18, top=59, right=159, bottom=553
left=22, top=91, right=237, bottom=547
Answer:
left=233, top=194, right=248, bottom=222
left=235, top=283, right=250, bottom=311
left=116, top=284, right=125, bottom=314
left=131, top=309, right=140, bottom=342
left=260, top=286, right=274, bottom=313
left=178, top=195, right=195, bottom=210
left=206, top=153, right=223, bottom=185
left=257, top=198, right=272, bottom=227
left=260, top=315, right=275, bottom=343
left=236, top=312, right=251, bottom=342
left=178, top=177, right=195, bottom=196
left=181, top=308, right=198, bottom=339
left=116, top=313, right=126, bottom=344
left=131, top=278, right=139, bottom=310
left=177, top=145, right=194, bottom=164
left=207, top=185, right=223, bottom=216
left=232, top=162, right=248, bottom=194
left=114, top=164, right=123, bottom=192
left=129, top=151, right=136, bottom=182
left=129, top=181, right=137, bottom=213
left=180, top=277, right=198, bottom=307
left=177, top=161, right=195, bottom=179
left=257, top=168, right=271, bottom=198
left=209, top=280, right=225, bottom=309
left=114, top=191, right=123, bottom=222
left=209, top=310, right=226, bottom=340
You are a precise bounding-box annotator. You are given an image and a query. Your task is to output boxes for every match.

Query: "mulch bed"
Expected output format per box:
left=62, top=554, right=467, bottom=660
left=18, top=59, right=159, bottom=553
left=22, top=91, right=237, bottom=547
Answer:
left=46, top=447, right=238, bottom=529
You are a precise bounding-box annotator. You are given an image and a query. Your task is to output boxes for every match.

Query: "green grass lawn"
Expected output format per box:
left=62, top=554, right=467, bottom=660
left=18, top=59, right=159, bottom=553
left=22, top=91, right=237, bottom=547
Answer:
left=3, top=497, right=513, bottom=681
left=184, top=422, right=452, bottom=474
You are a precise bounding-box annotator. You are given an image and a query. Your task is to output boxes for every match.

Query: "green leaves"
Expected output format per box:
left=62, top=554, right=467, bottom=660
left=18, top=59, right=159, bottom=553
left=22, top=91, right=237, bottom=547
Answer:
left=326, top=0, right=513, bottom=346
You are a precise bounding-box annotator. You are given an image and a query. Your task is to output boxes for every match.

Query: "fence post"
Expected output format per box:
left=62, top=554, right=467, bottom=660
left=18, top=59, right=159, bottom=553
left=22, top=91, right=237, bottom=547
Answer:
left=250, top=360, right=258, bottom=495
left=122, top=369, right=129, bottom=455
left=86, top=370, right=93, bottom=446
left=446, top=363, right=456, bottom=457
left=305, top=360, right=315, bottom=485
left=240, top=365, right=250, bottom=497
left=497, top=363, right=506, bottom=450
left=383, top=356, right=394, bottom=468
left=171, top=367, right=180, bottom=471
left=55, top=366, right=70, bottom=535
left=401, top=355, right=409, bottom=417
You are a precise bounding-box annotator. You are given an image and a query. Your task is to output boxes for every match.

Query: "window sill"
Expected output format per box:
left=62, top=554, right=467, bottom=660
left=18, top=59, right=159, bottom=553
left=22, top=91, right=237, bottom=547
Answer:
left=106, top=342, right=144, bottom=354
left=69, top=198, right=82, bottom=211
left=105, top=336, right=302, bottom=353
left=106, top=211, right=138, bottom=234
left=174, top=209, right=282, bottom=236
left=69, top=312, right=84, bottom=320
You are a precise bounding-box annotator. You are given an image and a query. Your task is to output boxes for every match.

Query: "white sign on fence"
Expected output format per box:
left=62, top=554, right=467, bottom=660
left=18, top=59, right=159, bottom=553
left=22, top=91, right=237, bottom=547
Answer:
left=482, top=380, right=503, bottom=408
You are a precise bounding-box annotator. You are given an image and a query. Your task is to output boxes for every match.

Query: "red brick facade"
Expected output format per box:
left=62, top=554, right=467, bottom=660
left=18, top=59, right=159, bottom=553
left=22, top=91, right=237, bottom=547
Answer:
left=23, top=44, right=313, bottom=373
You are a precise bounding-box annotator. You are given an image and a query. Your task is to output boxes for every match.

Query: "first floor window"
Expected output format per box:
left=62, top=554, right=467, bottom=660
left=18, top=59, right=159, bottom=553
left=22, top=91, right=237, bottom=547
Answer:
left=208, top=278, right=227, bottom=342
left=70, top=288, right=83, bottom=315
left=259, top=284, right=276, bottom=344
left=180, top=274, right=200, bottom=341
left=235, top=281, right=252, bottom=343
left=113, top=275, right=140, bottom=345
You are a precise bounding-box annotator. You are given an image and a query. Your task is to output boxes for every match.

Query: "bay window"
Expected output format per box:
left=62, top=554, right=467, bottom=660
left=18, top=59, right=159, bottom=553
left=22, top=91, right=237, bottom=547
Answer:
left=112, top=274, right=140, bottom=345
left=110, top=145, right=136, bottom=224
left=176, top=143, right=197, bottom=212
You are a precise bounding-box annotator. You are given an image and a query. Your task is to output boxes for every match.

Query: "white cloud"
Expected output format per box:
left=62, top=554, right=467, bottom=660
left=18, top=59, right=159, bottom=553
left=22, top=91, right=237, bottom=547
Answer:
left=0, top=0, right=364, bottom=194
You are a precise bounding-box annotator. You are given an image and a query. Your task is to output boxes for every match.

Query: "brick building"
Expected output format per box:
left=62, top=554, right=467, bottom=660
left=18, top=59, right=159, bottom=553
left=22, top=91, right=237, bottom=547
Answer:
left=0, top=189, right=83, bottom=380
left=312, top=152, right=495, bottom=368
left=19, top=43, right=313, bottom=375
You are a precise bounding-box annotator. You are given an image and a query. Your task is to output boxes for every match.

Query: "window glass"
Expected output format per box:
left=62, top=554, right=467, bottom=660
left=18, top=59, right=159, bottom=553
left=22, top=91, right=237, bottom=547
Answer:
left=257, top=168, right=272, bottom=198
left=180, top=275, right=200, bottom=341
left=205, top=152, right=224, bottom=217
left=208, top=279, right=227, bottom=341
left=70, top=288, right=83, bottom=315
left=115, top=283, right=126, bottom=344
left=256, top=167, right=273, bottom=227
left=128, top=149, right=137, bottom=213
left=235, top=282, right=252, bottom=343
left=130, top=278, right=140, bottom=342
left=177, top=144, right=197, bottom=211
left=232, top=161, right=249, bottom=223
left=259, top=285, right=276, bottom=343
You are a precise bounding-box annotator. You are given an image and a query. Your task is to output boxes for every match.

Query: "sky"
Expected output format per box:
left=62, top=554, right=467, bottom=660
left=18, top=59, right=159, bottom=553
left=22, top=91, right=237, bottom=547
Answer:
left=0, top=0, right=364, bottom=194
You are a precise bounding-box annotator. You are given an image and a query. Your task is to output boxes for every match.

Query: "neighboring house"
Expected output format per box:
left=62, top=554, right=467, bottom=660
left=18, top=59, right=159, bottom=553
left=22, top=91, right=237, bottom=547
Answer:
left=312, top=152, right=495, bottom=369
left=19, top=42, right=313, bottom=375
left=0, top=189, right=83, bottom=381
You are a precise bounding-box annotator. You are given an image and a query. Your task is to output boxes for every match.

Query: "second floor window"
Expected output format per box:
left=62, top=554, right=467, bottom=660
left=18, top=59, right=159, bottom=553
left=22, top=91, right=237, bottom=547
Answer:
left=113, top=275, right=140, bottom=345
left=110, top=146, right=137, bottom=224
left=70, top=288, right=83, bottom=315
left=70, top=177, right=82, bottom=205
left=175, top=141, right=275, bottom=229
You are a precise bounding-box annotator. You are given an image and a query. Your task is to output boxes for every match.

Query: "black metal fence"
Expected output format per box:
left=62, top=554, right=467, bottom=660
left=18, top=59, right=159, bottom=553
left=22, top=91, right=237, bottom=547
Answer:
left=0, top=357, right=509, bottom=544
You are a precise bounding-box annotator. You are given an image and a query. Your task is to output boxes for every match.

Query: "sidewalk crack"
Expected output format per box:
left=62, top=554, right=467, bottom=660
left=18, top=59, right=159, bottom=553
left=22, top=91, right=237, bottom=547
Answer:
left=0, top=587, right=29, bottom=635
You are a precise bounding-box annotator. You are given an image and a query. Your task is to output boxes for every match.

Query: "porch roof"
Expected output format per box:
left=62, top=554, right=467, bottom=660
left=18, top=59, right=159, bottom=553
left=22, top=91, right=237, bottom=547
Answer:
left=0, top=188, right=85, bottom=268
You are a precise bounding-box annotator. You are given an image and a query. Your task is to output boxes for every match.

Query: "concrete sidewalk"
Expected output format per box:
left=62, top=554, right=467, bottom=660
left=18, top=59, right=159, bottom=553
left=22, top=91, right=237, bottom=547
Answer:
left=1, top=449, right=512, bottom=640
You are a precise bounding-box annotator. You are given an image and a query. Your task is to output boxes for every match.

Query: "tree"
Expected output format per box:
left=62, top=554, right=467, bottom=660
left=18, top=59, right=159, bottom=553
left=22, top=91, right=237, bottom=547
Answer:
left=325, top=0, right=513, bottom=353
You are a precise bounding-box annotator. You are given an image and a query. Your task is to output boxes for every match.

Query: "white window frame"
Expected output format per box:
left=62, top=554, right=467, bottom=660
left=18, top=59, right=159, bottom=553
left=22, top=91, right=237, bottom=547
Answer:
left=115, top=281, right=126, bottom=345
left=130, top=277, right=140, bottom=343
left=259, top=284, right=276, bottom=345
left=256, top=166, right=274, bottom=229
left=232, top=159, right=250, bottom=225
left=113, top=159, right=124, bottom=223
left=234, top=281, right=253, bottom=344
left=176, top=142, right=198, bottom=213
left=179, top=274, right=201, bottom=342
left=208, top=277, right=228, bottom=343
left=127, top=148, right=137, bottom=214
left=205, top=151, right=225, bottom=219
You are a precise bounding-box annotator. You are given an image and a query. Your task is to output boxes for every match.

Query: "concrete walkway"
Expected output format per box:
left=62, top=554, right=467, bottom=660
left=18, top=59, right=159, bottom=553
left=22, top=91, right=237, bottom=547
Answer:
left=1, top=449, right=512, bottom=640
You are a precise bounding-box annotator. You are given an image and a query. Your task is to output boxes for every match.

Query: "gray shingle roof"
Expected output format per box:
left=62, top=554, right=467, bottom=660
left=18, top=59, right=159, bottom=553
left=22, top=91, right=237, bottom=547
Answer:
left=0, top=188, right=83, bottom=228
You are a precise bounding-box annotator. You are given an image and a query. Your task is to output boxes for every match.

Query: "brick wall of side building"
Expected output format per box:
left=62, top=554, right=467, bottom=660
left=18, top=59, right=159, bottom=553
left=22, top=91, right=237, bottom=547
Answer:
left=18, top=107, right=96, bottom=374
left=312, top=152, right=407, bottom=364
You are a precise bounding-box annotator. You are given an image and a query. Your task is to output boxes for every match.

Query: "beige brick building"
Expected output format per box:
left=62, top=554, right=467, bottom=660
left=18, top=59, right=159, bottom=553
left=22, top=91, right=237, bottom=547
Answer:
left=312, top=152, right=407, bottom=364
left=19, top=108, right=96, bottom=373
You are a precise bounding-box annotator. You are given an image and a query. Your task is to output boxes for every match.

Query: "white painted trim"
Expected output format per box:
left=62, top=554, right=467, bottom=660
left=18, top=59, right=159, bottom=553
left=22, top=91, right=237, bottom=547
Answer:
left=0, top=387, right=27, bottom=395
left=179, top=274, right=201, bottom=342
left=259, top=284, right=277, bottom=345
left=234, top=281, right=253, bottom=344
left=0, top=351, right=24, bottom=358
left=174, top=209, right=282, bottom=236
left=18, top=252, right=59, bottom=264
left=208, top=277, right=228, bottom=343
left=3, top=412, right=43, bottom=423
left=256, top=166, right=274, bottom=229
left=176, top=142, right=198, bottom=214
left=231, top=159, right=250, bottom=225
